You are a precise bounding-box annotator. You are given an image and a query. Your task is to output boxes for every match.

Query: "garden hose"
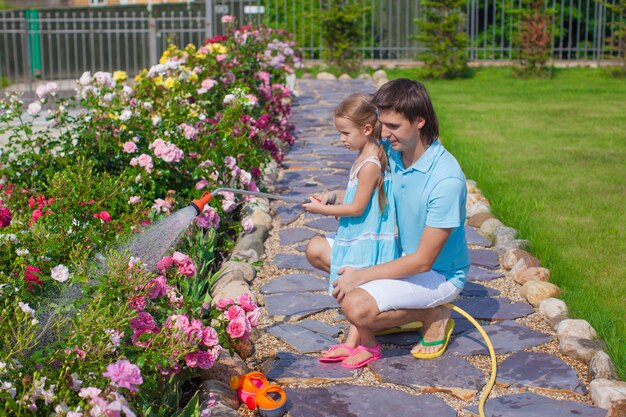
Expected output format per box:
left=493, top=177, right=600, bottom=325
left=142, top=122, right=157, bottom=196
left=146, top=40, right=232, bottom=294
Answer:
left=443, top=303, right=497, bottom=417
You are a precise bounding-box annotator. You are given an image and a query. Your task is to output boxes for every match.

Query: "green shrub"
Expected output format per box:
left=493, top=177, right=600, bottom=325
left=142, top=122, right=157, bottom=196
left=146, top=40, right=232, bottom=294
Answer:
left=413, top=0, right=470, bottom=79
left=601, top=0, right=626, bottom=77
left=512, top=0, right=555, bottom=78
left=319, top=0, right=366, bottom=72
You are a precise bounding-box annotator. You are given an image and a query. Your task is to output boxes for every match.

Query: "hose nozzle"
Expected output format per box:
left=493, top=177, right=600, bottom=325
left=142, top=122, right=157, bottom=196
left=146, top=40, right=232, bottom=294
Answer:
left=189, top=192, right=213, bottom=215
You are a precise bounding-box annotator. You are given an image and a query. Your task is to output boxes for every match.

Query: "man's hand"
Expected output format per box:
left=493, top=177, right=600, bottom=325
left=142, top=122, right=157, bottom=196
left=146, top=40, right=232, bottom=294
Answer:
left=332, top=266, right=365, bottom=303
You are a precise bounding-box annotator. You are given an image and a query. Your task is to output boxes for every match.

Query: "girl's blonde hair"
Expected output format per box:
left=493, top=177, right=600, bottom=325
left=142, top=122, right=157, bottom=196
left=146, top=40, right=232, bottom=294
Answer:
left=333, top=93, right=388, bottom=212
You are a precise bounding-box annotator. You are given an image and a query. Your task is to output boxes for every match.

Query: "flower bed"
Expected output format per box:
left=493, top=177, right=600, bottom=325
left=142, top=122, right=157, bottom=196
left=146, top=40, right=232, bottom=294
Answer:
left=0, top=18, right=301, bottom=417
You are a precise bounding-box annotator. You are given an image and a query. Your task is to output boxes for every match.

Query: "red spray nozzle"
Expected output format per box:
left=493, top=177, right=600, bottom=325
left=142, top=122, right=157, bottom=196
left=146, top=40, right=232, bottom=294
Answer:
left=189, top=192, right=213, bottom=215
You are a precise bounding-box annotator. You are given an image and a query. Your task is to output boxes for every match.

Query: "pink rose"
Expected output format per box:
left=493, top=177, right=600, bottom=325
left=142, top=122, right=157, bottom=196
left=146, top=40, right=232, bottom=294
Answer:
left=195, top=178, right=209, bottom=190
left=102, top=360, right=143, bottom=392
left=226, top=305, right=245, bottom=321
left=241, top=217, right=254, bottom=233
left=172, top=251, right=191, bottom=266
left=237, top=293, right=257, bottom=312
left=94, top=211, right=112, bottom=222
left=129, top=311, right=156, bottom=332
left=246, top=308, right=261, bottom=327
left=156, top=256, right=173, bottom=271
left=215, top=298, right=234, bottom=311
left=226, top=317, right=249, bottom=339
left=202, top=326, right=219, bottom=347
left=128, top=196, right=141, bottom=204
left=221, top=15, right=234, bottom=24
left=196, top=349, right=219, bottom=369
left=122, top=141, right=137, bottom=153
left=147, top=276, right=167, bottom=299
left=185, top=318, right=204, bottom=343
left=201, top=79, right=217, bottom=90
left=0, top=207, right=12, bottom=227
left=177, top=261, right=196, bottom=278
left=128, top=295, right=146, bottom=311
left=184, top=351, right=199, bottom=368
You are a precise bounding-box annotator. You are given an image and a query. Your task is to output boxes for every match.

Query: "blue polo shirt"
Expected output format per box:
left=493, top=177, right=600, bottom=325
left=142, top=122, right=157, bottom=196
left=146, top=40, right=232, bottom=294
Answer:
left=385, top=139, right=470, bottom=288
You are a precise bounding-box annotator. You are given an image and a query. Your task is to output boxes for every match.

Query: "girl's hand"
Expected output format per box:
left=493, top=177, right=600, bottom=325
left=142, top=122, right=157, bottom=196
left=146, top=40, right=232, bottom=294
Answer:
left=319, top=191, right=338, bottom=205
left=302, top=196, right=326, bottom=214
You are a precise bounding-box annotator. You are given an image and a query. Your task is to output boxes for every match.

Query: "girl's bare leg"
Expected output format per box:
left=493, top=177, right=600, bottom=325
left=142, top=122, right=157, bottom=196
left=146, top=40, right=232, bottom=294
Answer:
left=321, top=324, right=359, bottom=359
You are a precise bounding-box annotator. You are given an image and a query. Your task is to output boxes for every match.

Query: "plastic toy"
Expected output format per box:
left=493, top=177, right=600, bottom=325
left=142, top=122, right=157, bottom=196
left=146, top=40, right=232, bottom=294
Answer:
left=229, top=371, right=287, bottom=417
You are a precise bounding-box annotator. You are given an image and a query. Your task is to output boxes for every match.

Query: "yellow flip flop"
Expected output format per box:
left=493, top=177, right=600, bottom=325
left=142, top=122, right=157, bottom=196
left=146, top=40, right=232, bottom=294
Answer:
left=411, top=319, right=455, bottom=359
left=374, top=320, right=423, bottom=336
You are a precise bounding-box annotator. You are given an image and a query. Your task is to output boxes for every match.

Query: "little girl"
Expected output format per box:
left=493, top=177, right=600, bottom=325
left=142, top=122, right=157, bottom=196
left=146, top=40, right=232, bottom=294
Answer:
left=302, top=93, right=398, bottom=368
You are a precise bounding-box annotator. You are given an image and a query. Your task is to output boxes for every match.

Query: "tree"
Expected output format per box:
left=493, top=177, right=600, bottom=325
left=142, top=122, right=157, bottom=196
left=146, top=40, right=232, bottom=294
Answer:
left=319, top=0, right=367, bottom=72
left=512, top=0, right=555, bottom=78
left=413, top=0, right=470, bottom=79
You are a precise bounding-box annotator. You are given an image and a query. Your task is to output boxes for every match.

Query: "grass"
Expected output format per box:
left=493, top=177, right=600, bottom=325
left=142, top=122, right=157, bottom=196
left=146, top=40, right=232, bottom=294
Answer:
left=386, top=67, right=626, bottom=378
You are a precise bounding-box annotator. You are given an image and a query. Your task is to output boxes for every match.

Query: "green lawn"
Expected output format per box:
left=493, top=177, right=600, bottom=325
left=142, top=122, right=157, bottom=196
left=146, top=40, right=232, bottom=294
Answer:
left=386, top=67, right=626, bottom=377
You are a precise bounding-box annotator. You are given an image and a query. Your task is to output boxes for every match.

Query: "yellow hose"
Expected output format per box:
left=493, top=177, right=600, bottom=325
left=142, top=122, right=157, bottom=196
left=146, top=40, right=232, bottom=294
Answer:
left=443, top=303, right=497, bottom=417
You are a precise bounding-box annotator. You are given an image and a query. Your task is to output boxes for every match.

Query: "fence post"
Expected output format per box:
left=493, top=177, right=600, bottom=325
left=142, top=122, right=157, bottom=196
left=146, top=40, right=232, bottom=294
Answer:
left=204, top=0, right=213, bottom=40
left=148, top=16, right=157, bottom=66
left=21, top=15, right=32, bottom=93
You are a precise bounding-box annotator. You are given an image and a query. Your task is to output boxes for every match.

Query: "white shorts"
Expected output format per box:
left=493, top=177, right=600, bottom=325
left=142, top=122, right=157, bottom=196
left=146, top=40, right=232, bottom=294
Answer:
left=326, top=234, right=462, bottom=312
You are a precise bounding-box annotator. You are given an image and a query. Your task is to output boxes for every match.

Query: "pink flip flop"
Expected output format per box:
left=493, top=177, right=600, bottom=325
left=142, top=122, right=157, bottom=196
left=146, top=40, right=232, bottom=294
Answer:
left=318, top=343, right=357, bottom=363
left=341, top=344, right=382, bottom=369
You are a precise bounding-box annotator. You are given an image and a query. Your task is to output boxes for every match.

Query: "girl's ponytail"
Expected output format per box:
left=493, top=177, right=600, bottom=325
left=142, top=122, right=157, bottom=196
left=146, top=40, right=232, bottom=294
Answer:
left=376, top=137, right=388, bottom=213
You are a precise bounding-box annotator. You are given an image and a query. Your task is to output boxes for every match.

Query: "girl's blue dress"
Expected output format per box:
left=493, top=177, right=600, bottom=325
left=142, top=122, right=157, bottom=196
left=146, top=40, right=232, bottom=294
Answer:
left=329, top=156, right=398, bottom=293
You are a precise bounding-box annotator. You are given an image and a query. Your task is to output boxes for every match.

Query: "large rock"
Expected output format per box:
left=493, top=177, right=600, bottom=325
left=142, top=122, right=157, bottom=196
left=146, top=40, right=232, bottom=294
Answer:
left=467, top=192, right=490, bottom=207
left=480, top=218, right=504, bottom=238
left=558, top=336, right=606, bottom=363
left=556, top=319, right=598, bottom=340
left=248, top=209, right=272, bottom=230
left=466, top=179, right=478, bottom=193
left=200, top=350, right=249, bottom=384
left=509, top=255, right=541, bottom=275
left=467, top=212, right=494, bottom=228
left=493, top=226, right=517, bottom=245
left=538, top=298, right=568, bottom=329
left=513, top=267, right=551, bottom=285
left=316, top=72, right=337, bottom=80
left=200, top=380, right=239, bottom=410
left=502, top=249, right=532, bottom=270
left=519, top=280, right=560, bottom=307
left=372, top=69, right=388, bottom=82
left=589, top=351, right=618, bottom=382
left=590, top=378, right=626, bottom=409
left=464, top=392, right=606, bottom=417
left=211, top=281, right=251, bottom=308
left=232, top=225, right=269, bottom=259
left=495, top=239, right=531, bottom=257
left=338, top=73, right=352, bottom=80
left=467, top=202, right=491, bottom=218
left=606, top=400, right=626, bottom=417
left=221, top=261, right=256, bottom=283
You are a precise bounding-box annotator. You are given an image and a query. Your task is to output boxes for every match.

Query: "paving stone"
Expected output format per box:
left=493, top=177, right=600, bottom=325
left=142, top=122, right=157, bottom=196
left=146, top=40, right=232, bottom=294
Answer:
left=271, top=253, right=329, bottom=277
left=279, top=227, right=318, bottom=245
left=266, top=321, right=340, bottom=353
left=467, top=265, right=505, bottom=282
left=464, top=392, right=606, bottom=417
left=284, top=384, right=456, bottom=417
left=448, top=320, right=552, bottom=355
left=263, top=352, right=355, bottom=384
left=290, top=184, right=336, bottom=194
left=297, top=319, right=343, bottom=337
left=295, top=243, right=307, bottom=252
left=465, top=225, right=491, bottom=247
left=498, top=351, right=587, bottom=395
left=305, top=217, right=339, bottom=232
left=329, top=161, right=353, bottom=170
left=316, top=174, right=347, bottom=187
left=264, top=293, right=338, bottom=319
left=260, top=273, right=329, bottom=294
left=375, top=319, right=474, bottom=346
left=274, top=204, right=303, bottom=225
left=452, top=297, right=534, bottom=321
left=369, top=348, right=485, bottom=400
left=470, top=249, right=500, bottom=269
left=460, top=282, right=501, bottom=297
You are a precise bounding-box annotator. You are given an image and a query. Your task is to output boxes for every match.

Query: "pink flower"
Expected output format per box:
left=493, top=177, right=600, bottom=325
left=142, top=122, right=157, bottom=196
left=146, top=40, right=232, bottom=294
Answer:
left=226, top=305, right=245, bottom=321
left=246, top=308, right=261, bottom=327
left=128, top=196, right=141, bottom=204
left=201, top=79, right=217, bottom=90
left=135, top=154, right=153, bottom=173
left=221, top=15, right=234, bottom=24
left=224, top=156, right=237, bottom=169
left=195, top=179, right=209, bottom=190
left=241, top=217, right=254, bottom=233
left=24, top=265, right=43, bottom=290
left=147, top=276, right=167, bottom=299
left=202, top=326, right=219, bottom=347
left=94, top=211, right=112, bottom=222
left=185, top=318, right=204, bottom=343
left=177, top=261, right=196, bottom=278
left=184, top=351, right=199, bottom=368
left=102, top=360, right=143, bottom=392
left=152, top=198, right=171, bottom=214
left=215, top=298, right=234, bottom=311
left=239, top=170, right=252, bottom=186
left=237, top=293, right=257, bottom=312
left=0, top=207, right=12, bottom=227
left=172, top=251, right=190, bottom=265
left=129, top=311, right=156, bottom=333
left=156, top=256, right=173, bottom=271
left=196, top=349, right=219, bottom=369
left=78, top=387, right=102, bottom=399
left=196, top=207, right=220, bottom=230
left=221, top=198, right=237, bottom=213
left=128, top=295, right=146, bottom=311
left=31, top=209, right=44, bottom=224
left=180, top=123, right=197, bottom=139
left=226, top=317, right=249, bottom=339
left=122, top=141, right=137, bottom=153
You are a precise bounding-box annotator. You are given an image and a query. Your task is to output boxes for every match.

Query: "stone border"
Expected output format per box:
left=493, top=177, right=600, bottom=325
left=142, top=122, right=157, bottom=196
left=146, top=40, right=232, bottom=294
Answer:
left=465, top=179, right=625, bottom=413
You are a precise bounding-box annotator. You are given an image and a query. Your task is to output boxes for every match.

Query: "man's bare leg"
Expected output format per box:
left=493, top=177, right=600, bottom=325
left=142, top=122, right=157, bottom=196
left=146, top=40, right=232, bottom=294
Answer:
left=305, top=235, right=331, bottom=273
left=342, top=288, right=452, bottom=355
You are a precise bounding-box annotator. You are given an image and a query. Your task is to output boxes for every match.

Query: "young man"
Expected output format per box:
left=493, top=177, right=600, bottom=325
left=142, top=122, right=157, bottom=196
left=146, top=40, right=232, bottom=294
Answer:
left=306, top=78, right=470, bottom=364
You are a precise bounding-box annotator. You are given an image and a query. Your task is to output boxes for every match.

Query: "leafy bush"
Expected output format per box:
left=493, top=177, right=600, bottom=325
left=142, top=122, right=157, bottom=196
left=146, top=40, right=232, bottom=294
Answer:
left=319, top=0, right=366, bottom=72
left=512, top=0, right=555, bottom=78
left=601, top=0, right=626, bottom=77
left=413, top=0, right=470, bottom=79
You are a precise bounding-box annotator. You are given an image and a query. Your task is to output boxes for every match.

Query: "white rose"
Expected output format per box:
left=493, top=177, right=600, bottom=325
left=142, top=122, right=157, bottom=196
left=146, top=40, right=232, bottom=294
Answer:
left=27, top=101, right=42, bottom=115
left=51, top=264, right=70, bottom=282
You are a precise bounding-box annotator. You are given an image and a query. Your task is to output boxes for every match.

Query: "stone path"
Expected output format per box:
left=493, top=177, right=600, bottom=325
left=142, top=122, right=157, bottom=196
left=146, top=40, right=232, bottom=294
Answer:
left=248, top=79, right=606, bottom=416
